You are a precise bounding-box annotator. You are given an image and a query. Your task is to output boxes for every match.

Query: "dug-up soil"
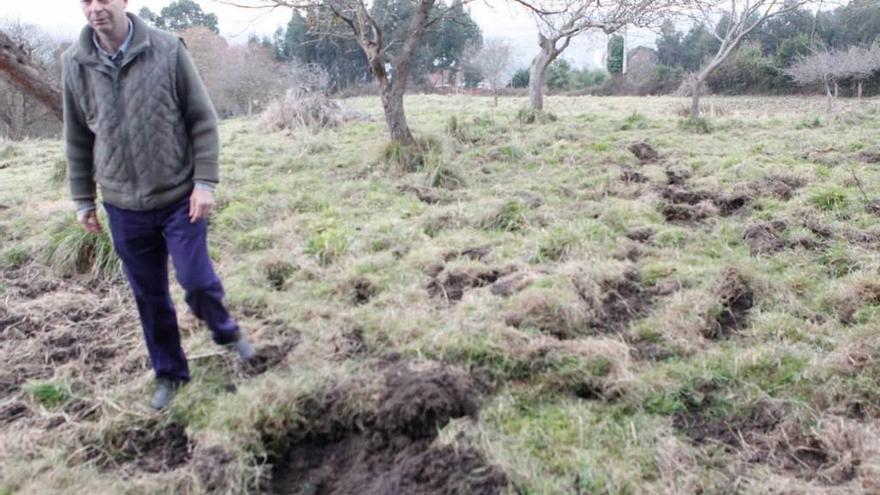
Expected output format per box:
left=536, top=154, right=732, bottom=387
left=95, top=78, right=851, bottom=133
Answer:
left=270, top=364, right=509, bottom=495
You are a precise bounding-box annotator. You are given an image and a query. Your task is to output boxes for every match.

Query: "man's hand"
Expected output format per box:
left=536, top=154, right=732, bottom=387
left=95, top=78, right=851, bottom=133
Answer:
left=78, top=210, right=103, bottom=233
left=189, top=188, right=215, bottom=223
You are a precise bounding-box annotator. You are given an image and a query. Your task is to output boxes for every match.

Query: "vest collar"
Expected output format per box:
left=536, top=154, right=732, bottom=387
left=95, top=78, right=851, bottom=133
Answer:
left=74, top=13, right=152, bottom=71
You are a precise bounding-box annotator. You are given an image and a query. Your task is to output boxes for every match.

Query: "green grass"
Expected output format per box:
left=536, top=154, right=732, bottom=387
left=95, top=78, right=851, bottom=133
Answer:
left=3, top=94, right=880, bottom=494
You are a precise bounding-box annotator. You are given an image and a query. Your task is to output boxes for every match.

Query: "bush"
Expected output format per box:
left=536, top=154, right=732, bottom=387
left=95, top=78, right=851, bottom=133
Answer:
left=259, top=90, right=362, bottom=131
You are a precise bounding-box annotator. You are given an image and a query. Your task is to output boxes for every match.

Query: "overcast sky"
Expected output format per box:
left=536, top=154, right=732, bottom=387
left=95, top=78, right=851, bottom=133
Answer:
left=1, top=0, right=658, bottom=69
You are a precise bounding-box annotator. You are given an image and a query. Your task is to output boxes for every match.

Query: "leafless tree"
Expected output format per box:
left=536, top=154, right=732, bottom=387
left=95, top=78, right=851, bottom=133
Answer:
left=786, top=44, right=880, bottom=113
left=679, top=0, right=815, bottom=120
left=838, top=44, right=880, bottom=99
left=221, top=0, right=471, bottom=146
left=223, top=42, right=285, bottom=115
left=516, top=0, right=673, bottom=111
left=473, top=38, right=512, bottom=106
left=0, top=21, right=63, bottom=138
left=784, top=48, right=842, bottom=113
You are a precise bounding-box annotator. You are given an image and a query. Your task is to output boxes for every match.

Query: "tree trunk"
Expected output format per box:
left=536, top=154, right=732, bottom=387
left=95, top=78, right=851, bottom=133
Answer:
left=528, top=45, right=554, bottom=111
left=0, top=31, right=62, bottom=121
left=858, top=81, right=863, bottom=100
left=825, top=81, right=833, bottom=114
left=493, top=89, right=498, bottom=107
left=381, top=81, right=414, bottom=146
left=833, top=81, right=838, bottom=98
left=690, top=75, right=704, bottom=120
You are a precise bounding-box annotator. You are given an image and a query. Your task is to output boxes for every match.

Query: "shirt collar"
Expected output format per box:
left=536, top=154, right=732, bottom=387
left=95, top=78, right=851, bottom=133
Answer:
left=92, top=17, right=134, bottom=64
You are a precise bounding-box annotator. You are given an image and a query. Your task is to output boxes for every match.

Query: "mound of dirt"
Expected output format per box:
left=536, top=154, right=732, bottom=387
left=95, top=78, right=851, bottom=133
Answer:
left=90, top=422, right=191, bottom=474
left=620, top=167, right=649, bottom=183
left=625, top=227, right=655, bottom=243
left=659, top=202, right=716, bottom=223
left=673, top=400, right=786, bottom=447
left=751, top=175, right=806, bottom=201
left=743, top=220, right=789, bottom=256
left=271, top=366, right=508, bottom=495
left=856, top=150, right=880, bottom=164
left=427, top=265, right=508, bottom=304
left=713, top=192, right=753, bottom=216
left=573, top=270, right=653, bottom=334
left=627, top=141, right=659, bottom=163
left=490, top=272, right=534, bottom=297
left=702, top=268, right=754, bottom=339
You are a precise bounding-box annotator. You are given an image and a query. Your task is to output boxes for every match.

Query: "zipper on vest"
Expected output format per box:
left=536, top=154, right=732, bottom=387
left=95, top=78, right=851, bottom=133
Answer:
left=112, top=68, right=142, bottom=209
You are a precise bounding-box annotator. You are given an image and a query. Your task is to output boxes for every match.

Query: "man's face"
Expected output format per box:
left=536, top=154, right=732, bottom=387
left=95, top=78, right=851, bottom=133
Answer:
left=80, top=0, right=128, bottom=36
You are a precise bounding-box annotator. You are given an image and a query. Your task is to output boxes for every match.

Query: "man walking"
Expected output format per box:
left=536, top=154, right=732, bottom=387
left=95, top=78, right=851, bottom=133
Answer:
left=63, top=0, right=254, bottom=410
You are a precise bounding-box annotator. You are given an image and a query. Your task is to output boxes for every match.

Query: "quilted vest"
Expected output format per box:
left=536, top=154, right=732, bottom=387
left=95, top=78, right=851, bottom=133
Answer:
left=63, top=15, right=193, bottom=211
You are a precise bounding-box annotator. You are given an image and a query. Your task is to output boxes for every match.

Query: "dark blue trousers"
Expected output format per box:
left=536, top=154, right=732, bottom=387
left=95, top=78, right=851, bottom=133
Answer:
left=104, top=197, right=239, bottom=383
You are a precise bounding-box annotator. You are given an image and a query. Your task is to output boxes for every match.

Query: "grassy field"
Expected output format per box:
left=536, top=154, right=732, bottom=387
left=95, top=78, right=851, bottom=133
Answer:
left=3, top=94, right=880, bottom=494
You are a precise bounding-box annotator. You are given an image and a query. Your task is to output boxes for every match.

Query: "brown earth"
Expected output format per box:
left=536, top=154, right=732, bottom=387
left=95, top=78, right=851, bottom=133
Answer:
left=743, top=220, right=789, bottom=256
left=270, top=365, right=508, bottom=495
left=426, top=265, right=509, bottom=304
left=627, top=141, right=659, bottom=163
left=702, top=268, right=754, bottom=339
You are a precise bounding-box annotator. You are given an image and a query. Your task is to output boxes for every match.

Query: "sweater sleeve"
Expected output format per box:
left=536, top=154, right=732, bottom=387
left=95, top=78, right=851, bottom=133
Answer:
left=63, top=63, right=97, bottom=207
left=176, top=41, right=219, bottom=185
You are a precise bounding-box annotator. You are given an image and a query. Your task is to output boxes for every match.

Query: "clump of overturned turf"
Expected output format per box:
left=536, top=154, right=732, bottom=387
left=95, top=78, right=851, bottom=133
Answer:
left=620, top=167, right=649, bottom=183
left=627, top=141, right=659, bottom=163
left=750, top=174, right=806, bottom=201
left=702, top=268, right=754, bottom=339
left=271, top=364, right=508, bottom=495
left=743, top=220, right=789, bottom=256
left=426, top=264, right=508, bottom=304
left=84, top=421, right=192, bottom=474
left=572, top=269, right=653, bottom=334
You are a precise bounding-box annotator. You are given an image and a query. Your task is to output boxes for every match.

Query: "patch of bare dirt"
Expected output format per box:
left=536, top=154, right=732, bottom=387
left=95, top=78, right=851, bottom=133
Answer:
left=0, top=400, right=30, bottom=425
left=398, top=184, right=442, bottom=204
left=573, top=270, right=653, bottom=334
left=625, top=227, right=655, bottom=243
left=490, top=271, right=534, bottom=297
left=621, top=167, right=649, bottom=183
left=627, top=141, right=659, bottom=163
left=659, top=202, right=717, bottom=223
left=271, top=365, right=508, bottom=495
left=244, top=333, right=301, bottom=376
left=426, top=265, right=509, bottom=304
left=444, top=245, right=492, bottom=262
left=702, top=268, right=754, bottom=339
left=843, top=228, right=880, bottom=248
left=89, top=421, right=192, bottom=474
left=191, top=445, right=237, bottom=493
left=855, top=150, right=880, bottom=164
left=750, top=175, right=806, bottom=201
left=743, top=220, right=789, bottom=256
left=673, top=400, right=786, bottom=447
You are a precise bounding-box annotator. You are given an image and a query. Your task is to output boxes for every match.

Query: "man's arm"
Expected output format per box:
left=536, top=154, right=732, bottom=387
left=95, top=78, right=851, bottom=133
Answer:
left=63, top=63, right=97, bottom=212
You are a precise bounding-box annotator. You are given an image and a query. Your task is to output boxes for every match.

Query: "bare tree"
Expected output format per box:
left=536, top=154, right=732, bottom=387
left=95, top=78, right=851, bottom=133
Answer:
left=838, top=44, right=880, bottom=99
left=784, top=48, right=842, bottom=113
left=222, top=0, right=470, bottom=146
left=680, top=0, right=814, bottom=120
left=473, top=38, right=513, bottom=106
left=517, top=0, right=671, bottom=111
left=0, top=24, right=62, bottom=130
left=223, top=42, right=285, bottom=116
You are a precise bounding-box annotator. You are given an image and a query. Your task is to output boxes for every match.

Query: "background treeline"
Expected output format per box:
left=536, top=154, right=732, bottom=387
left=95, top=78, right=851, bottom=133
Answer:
left=648, top=0, right=880, bottom=95
left=3, top=0, right=880, bottom=140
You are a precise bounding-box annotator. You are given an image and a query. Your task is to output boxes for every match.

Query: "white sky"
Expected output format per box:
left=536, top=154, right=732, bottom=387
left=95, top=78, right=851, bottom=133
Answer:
left=1, top=0, right=658, bottom=69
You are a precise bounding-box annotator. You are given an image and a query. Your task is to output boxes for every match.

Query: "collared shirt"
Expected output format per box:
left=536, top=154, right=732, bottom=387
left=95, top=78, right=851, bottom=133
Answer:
left=92, top=17, right=134, bottom=66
